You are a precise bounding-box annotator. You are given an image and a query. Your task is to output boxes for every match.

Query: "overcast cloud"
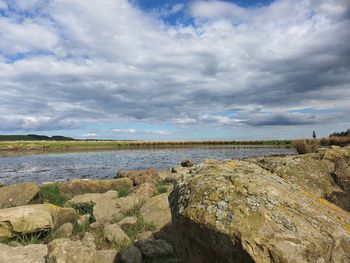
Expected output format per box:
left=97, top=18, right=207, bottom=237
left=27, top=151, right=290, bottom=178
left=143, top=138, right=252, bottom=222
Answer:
left=0, top=0, right=349, bottom=139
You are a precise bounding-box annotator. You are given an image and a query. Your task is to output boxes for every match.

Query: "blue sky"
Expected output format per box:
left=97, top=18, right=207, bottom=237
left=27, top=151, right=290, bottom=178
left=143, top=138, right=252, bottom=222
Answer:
left=0, top=0, right=349, bottom=140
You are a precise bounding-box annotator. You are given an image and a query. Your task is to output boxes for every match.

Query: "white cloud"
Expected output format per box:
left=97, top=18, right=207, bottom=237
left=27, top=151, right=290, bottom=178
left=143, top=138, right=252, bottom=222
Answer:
left=0, top=0, right=349, bottom=136
left=111, top=129, right=137, bottom=134
left=0, top=0, right=7, bottom=10
left=81, top=132, right=96, bottom=137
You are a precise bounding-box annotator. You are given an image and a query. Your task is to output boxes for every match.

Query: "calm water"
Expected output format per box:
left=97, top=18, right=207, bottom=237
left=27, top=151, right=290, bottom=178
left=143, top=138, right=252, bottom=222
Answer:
left=0, top=146, right=296, bottom=184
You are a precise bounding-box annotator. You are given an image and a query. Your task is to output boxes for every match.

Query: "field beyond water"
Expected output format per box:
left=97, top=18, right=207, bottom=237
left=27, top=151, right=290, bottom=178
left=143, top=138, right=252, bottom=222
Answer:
left=0, top=139, right=291, bottom=153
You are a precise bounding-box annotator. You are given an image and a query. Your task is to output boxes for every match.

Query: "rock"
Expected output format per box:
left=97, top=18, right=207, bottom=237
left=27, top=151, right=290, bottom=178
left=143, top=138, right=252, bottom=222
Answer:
left=171, top=167, right=177, bottom=173
left=94, top=249, right=117, bottom=263
left=131, top=183, right=156, bottom=199
left=58, top=178, right=132, bottom=199
left=57, top=222, right=73, bottom=238
left=93, top=196, right=140, bottom=224
left=47, top=238, right=96, bottom=263
left=83, top=232, right=95, bottom=243
left=169, top=160, right=350, bottom=263
left=0, top=182, right=39, bottom=209
left=104, top=224, right=130, bottom=244
left=0, top=204, right=76, bottom=240
left=140, top=193, right=171, bottom=232
left=136, top=231, right=154, bottom=241
left=116, top=168, right=160, bottom=186
left=67, top=190, right=119, bottom=207
left=78, top=214, right=91, bottom=227
left=0, top=244, right=47, bottom=263
left=134, top=239, right=173, bottom=258
left=180, top=159, right=193, bottom=167
left=115, top=246, right=142, bottom=263
left=254, top=147, right=350, bottom=212
left=118, top=216, right=138, bottom=228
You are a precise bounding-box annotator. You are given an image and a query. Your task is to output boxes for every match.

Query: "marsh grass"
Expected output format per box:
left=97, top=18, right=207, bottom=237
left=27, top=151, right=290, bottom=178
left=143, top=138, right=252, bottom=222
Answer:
left=320, top=136, right=350, bottom=147
left=36, top=183, right=67, bottom=207
left=153, top=186, right=168, bottom=196
left=292, top=139, right=319, bottom=154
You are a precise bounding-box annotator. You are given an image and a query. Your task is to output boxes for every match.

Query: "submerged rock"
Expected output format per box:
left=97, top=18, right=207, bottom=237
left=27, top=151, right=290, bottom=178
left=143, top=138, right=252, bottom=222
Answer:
left=0, top=244, right=47, bottom=263
left=116, top=168, right=159, bottom=186
left=0, top=182, right=39, bottom=209
left=58, top=178, right=132, bottom=199
left=169, top=159, right=350, bottom=263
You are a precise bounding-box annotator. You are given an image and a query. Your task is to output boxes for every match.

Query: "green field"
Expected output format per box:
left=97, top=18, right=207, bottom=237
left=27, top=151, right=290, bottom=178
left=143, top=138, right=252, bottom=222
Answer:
left=0, top=139, right=291, bottom=153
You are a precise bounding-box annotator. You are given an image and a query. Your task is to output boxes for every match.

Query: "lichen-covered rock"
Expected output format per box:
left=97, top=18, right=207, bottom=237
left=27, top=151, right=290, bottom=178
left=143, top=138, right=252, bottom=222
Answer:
left=0, top=244, right=47, bottom=263
left=0, top=182, right=39, bottom=209
left=254, top=147, right=350, bottom=212
left=0, top=204, right=76, bottom=240
left=116, top=168, right=159, bottom=186
left=169, top=160, right=350, bottom=263
left=47, top=238, right=96, bottom=263
left=58, top=178, right=132, bottom=199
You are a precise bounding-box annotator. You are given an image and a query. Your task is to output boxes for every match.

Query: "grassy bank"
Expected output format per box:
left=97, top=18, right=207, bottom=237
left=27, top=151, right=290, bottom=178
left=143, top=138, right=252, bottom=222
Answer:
left=0, top=139, right=291, bottom=152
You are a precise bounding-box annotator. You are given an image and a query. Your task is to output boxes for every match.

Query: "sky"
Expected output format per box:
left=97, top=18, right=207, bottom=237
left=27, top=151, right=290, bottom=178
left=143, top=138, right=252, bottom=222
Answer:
left=0, top=0, right=349, bottom=140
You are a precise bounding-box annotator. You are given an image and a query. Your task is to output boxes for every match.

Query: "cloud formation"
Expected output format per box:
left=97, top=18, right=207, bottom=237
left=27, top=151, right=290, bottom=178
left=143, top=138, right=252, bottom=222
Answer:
left=0, top=0, right=349, bottom=138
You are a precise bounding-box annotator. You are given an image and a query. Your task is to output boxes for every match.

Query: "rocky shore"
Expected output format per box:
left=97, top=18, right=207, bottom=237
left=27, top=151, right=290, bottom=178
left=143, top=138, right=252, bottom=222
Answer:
left=0, top=147, right=349, bottom=262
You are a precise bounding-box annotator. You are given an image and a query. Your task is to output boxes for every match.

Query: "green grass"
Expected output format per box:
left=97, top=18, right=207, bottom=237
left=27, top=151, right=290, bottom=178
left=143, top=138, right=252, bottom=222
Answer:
left=153, top=186, right=168, bottom=196
left=36, top=183, right=67, bottom=207
left=118, top=185, right=130, bottom=197
left=2, top=231, right=49, bottom=245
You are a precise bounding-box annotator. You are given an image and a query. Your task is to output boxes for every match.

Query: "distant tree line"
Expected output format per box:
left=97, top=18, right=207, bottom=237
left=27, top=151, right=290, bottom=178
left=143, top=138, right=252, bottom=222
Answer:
left=0, top=134, right=75, bottom=141
left=330, top=129, right=350, bottom=137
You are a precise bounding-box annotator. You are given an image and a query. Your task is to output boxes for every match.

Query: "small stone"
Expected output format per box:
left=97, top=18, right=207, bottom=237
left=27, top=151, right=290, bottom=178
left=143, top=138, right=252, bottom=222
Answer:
left=104, top=224, right=130, bottom=244
left=115, top=246, right=142, bottom=263
left=94, top=249, right=117, bottom=263
left=118, top=216, right=138, bottom=228
left=181, top=159, right=193, bottom=167
left=134, top=239, right=173, bottom=258
left=57, top=223, right=73, bottom=238
left=136, top=231, right=154, bottom=241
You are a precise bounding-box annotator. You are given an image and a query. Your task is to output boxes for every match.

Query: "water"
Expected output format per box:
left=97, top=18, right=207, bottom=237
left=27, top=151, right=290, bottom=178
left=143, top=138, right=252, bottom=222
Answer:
left=0, top=146, right=296, bottom=184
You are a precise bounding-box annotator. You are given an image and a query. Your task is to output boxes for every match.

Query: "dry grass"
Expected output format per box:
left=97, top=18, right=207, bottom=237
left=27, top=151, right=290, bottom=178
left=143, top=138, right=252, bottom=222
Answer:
left=292, top=139, right=319, bottom=154
left=320, top=136, right=350, bottom=147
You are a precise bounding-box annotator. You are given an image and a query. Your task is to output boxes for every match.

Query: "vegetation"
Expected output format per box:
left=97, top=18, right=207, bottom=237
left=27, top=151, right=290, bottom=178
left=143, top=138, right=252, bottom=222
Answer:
left=330, top=129, right=350, bottom=137
left=153, top=186, right=168, bottom=196
left=0, top=134, right=74, bottom=141
left=320, top=136, right=350, bottom=147
left=292, top=139, right=319, bottom=154
left=0, top=138, right=292, bottom=154
left=118, top=185, right=130, bottom=197
left=36, top=183, right=67, bottom=207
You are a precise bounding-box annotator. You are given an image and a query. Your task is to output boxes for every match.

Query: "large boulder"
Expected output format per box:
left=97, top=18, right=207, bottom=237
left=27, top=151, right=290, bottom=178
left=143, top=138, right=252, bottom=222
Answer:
left=94, top=249, right=117, bottom=263
left=58, top=178, right=132, bottom=199
left=0, top=182, right=39, bottom=209
left=116, top=168, right=159, bottom=186
left=104, top=224, right=130, bottom=245
left=47, top=238, right=96, bottom=263
left=0, top=204, right=76, bottom=240
left=131, top=183, right=156, bottom=199
left=0, top=244, right=47, bottom=263
left=169, top=160, right=350, bottom=263
left=134, top=239, right=173, bottom=258
left=115, top=246, right=142, bottom=263
left=254, top=147, right=350, bottom=212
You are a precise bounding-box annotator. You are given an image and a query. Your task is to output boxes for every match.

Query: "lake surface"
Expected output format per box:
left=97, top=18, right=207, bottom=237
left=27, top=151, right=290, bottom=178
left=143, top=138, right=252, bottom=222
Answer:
left=0, top=146, right=296, bottom=184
